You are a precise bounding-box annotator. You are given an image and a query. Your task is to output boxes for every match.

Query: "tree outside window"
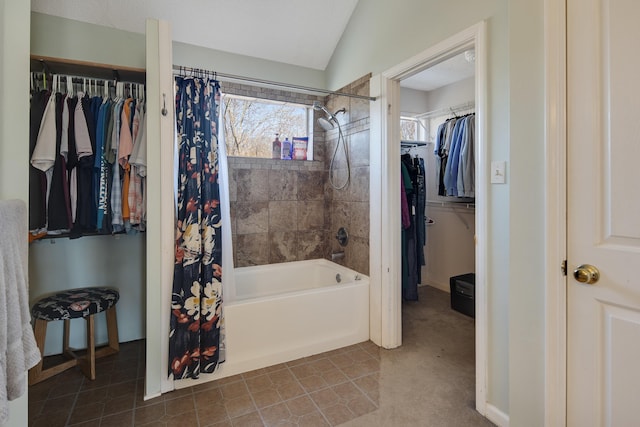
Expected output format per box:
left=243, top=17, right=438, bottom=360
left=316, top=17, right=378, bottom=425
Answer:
left=223, top=95, right=310, bottom=158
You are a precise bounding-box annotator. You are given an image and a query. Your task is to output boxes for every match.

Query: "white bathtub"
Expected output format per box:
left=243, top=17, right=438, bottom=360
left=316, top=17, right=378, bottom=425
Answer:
left=174, top=259, right=369, bottom=388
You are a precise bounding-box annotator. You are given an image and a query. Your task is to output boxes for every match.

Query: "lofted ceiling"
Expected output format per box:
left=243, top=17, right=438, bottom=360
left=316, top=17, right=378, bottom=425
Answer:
left=31, top=1, right=475, bottom=92
left=30, top=0, right=360, bottom=71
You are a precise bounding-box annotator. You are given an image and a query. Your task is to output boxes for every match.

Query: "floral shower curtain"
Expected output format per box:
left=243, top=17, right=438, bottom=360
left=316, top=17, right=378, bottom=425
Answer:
left=169, top=76, right=225, bottom=379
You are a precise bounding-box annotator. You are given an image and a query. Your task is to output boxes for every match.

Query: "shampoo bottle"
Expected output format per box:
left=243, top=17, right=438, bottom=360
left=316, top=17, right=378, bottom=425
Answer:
left=272, top=133, right=281, bottom=159
left=281, top=137, right=292, bottom=160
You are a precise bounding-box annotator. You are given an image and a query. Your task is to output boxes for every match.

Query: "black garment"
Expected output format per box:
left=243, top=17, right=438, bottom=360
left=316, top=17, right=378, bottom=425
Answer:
left=66, top=96, right=79, bottom=171
left=29, top=90, right=49, bottom=230
left=48, top=93, right=72, bottom=231
left=70, top=97, right=95, bottom=237
left=80, top=95, right=97, bottom=230
left=415, top=157, right=426, bottom=277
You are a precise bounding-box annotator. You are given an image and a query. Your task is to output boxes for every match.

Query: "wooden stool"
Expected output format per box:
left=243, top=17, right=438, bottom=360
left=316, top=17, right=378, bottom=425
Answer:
left=29, top=287, right=120, bottom=385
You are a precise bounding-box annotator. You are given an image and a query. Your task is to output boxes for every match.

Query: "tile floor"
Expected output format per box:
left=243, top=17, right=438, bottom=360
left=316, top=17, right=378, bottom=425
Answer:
left=28, top=285, right=493, bottom=426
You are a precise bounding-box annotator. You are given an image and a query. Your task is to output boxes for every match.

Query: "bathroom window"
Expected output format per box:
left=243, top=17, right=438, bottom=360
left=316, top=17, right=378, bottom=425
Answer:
left=223, top=94, right=313, bottom=159
left=400, top=117, right=419, bottom=141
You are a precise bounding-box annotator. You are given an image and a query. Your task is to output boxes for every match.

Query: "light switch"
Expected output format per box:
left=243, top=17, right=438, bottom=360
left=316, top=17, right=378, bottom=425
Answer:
left=490, top=161, right=506, bottom=184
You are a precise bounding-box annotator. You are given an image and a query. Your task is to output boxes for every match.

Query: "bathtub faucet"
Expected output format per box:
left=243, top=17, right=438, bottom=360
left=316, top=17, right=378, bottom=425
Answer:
left=331, top=251, right=345, bottom=261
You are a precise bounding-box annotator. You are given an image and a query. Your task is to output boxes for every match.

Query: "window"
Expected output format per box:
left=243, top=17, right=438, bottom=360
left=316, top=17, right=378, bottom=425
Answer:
left=222, top=94, right=312, bottom=159
left=400, top=117, right=419, bottom=141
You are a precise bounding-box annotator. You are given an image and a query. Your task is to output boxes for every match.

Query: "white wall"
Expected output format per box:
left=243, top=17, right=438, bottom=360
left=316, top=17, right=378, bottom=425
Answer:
left=508, top=0, right=545, bottom=424
left=427, top=76, right=475, bottom=111
left=400, top=87, right=429, bottom=115
left=30, top=12, right=326, bottom=90
left=1, top=0, right=31, bottom=425
left=423, top=205, right=476, bottom=292
left=28, top=235, right=146, bottom=354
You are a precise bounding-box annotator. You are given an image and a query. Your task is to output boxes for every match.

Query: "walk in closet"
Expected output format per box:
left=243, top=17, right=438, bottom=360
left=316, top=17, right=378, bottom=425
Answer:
left=399, top=51, right=476, bottom=298
left=27, top=57, right=147, bottom=354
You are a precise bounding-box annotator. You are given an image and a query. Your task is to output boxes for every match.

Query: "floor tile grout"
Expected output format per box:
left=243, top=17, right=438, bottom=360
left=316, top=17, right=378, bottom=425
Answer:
left=29, top=285, right=486, bottom=427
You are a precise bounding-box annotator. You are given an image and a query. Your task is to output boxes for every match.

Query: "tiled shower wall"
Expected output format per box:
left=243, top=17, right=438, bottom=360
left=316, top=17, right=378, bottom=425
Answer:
left=325, top=74, right=371, bottom=275
left=223, top=76, right=371, bottom=275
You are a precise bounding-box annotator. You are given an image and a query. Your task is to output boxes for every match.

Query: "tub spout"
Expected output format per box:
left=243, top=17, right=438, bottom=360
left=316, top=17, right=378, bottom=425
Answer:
left=331, top=251, right=345, bottom=261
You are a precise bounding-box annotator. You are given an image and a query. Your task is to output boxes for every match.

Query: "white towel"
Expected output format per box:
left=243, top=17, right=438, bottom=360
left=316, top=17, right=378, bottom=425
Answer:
left=0, top=200, right=41, bottom=423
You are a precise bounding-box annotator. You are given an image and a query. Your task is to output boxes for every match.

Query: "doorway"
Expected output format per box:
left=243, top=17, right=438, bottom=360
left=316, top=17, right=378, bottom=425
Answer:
left=369, top=21, right=489, bottom=416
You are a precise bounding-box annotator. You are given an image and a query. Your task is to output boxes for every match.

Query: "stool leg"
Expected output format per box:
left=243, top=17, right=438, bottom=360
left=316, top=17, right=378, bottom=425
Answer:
left=106, top=306, right=119, bottom=353
left=95, top=306, right=120, bottom=359
left=28, top=319, right=47, bottom=386
left=78, top=315, right=96, bottom=380
left=62, top=319, right=73, bottom=360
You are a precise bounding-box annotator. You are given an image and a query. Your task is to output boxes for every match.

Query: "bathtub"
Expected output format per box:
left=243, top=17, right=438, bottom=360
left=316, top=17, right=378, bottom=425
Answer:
left=174, top=258, right=369, bottom=388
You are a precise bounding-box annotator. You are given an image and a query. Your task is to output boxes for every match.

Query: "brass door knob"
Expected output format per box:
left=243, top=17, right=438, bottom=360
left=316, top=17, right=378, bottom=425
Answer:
left=573, top=264, right=600, bottom=285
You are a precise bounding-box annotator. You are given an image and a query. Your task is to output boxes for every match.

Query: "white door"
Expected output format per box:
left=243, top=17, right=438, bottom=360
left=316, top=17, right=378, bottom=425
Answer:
left=567, top=0, right=640, bottom=425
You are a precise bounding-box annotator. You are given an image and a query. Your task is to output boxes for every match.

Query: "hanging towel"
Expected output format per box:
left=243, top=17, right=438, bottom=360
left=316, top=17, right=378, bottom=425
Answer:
left=0, top=200, right=41, bottom=423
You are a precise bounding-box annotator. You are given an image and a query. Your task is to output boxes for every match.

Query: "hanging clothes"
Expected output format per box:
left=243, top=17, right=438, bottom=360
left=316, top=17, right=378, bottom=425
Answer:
left=434, top=113, right=475, bottom=198
left=29, top=90, right=50, bottom=232
left=28, top=74, right=147, bottom=239
left=401, top=152, right=425, bottom=301
left=170, top=76, right=225, bottom=379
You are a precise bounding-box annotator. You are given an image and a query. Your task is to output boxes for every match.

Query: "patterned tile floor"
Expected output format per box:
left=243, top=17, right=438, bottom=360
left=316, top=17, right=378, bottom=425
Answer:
left=28, top=339, right=381, bottom=426
left=29, top=285, right=488, bottom=427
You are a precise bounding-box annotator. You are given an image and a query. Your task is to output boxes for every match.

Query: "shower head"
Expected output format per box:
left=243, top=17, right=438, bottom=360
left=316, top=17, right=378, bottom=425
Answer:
left=313, top=101, right=346, bottom=130
left=313, top=101, right=333, bottom=118
left=318, top=117, right=335, bottom=131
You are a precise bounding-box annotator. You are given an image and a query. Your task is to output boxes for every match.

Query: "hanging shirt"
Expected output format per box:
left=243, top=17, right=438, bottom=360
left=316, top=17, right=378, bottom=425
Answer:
left=110, top=99, right=125, bottom=232
left=29, top=90, right=50, bottom=231
left=128, top=104, right=144, bottom=228
left=31, top=93, right=59, bottom=232
left=119, top=99, right=134, bottom=224
left=31, top=94, right=57, bottom=174
left=444, top=116, right=466, bottom=197
left=457, top=114, right=475, bottom=197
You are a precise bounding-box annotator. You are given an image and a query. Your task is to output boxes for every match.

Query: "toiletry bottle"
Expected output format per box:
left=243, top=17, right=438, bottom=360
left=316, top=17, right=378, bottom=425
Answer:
left=272, top=133, right=281, bottom=159
left=281, top=137, right=292, bottom=160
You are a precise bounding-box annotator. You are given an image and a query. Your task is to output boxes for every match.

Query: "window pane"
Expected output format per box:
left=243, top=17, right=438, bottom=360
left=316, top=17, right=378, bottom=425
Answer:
left=400, top=118, right=418, bottom=141
left=223, top=95, right=309, bottom=158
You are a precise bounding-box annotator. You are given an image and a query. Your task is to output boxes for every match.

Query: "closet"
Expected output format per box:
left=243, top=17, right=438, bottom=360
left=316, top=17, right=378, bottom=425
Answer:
left=399, top=51, right=476, bottom=299
left=27, top=56, right=147, bottom=356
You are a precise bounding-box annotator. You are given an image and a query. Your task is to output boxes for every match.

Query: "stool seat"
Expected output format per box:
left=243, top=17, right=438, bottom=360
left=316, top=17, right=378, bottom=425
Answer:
left=29, top=287, right=120, bottom=385
left=32, top=287, right=119, bottom=321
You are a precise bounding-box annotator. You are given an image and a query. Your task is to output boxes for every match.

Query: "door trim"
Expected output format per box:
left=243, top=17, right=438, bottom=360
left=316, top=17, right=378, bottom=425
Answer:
left=369, top=21, right=489, bottom=416
left=543, top=0, right=568, bottom=425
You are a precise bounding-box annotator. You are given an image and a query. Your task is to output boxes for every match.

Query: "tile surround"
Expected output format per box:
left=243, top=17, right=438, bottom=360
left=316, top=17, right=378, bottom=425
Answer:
left=228, top=75, right=371, bottom=275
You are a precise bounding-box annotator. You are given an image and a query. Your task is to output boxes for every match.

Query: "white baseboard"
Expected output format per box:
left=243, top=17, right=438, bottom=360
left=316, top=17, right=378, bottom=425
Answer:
left=485, top=403, right=509, bottom=427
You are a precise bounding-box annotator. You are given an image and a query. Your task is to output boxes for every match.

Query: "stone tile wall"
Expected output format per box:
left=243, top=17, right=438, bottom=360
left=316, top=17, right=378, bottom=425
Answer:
left=223, top=76, right=371, bottom=275
left=324, top=74, right=372, bottom=275
left=228, top=157, right=329, bottom=267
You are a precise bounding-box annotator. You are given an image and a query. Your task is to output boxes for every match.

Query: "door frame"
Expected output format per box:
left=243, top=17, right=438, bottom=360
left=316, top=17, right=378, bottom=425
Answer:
left=369, top=21, right=489, bottom=416
left=543, top=0, right=568, bottom=425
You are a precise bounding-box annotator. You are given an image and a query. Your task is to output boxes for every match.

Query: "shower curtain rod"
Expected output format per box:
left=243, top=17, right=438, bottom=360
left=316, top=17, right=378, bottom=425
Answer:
left=173, top=65, right=377, bottom=101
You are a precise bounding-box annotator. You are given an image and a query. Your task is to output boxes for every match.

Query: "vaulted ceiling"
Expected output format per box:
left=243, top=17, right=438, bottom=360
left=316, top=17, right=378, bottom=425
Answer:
left=30, top=0, right=360, bottom=71
left=31, top=1, right=475, bottom=92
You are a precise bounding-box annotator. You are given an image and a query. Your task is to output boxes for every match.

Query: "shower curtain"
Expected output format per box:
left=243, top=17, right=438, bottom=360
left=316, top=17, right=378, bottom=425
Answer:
left=169, top=76, right=226, bottom=379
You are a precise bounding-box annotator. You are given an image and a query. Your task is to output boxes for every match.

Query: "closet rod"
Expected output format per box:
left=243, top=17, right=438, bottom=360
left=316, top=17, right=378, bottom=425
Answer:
left=30, top=55, right=146, bottom=84
left=427, top=199, right=475, bottom=209
left=173, top=64, right=377, bottom=102
left=411, top=101, right=475, bottom=120
left=401, top=140, right=430, bottom=147
left=31, top=71, right=145, bottom=87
